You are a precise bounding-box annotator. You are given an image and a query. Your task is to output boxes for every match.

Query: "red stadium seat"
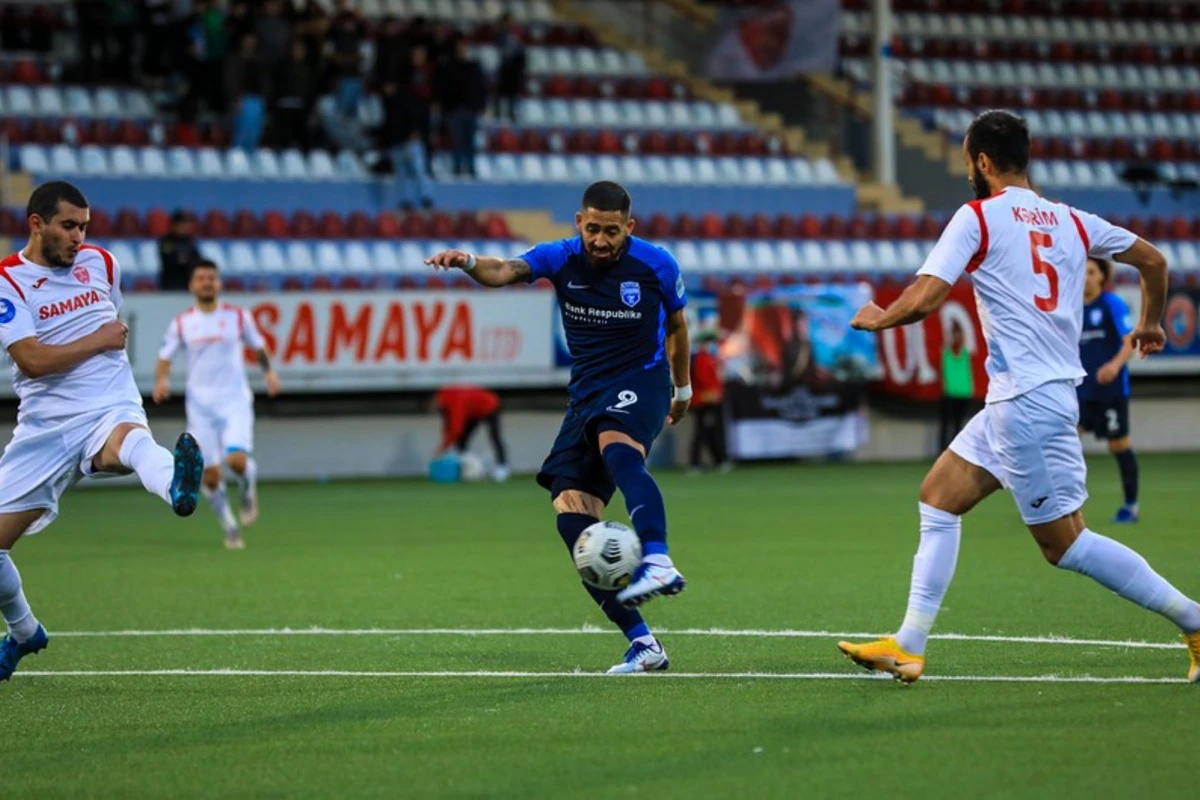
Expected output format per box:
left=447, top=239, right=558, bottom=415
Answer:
left=146, top=208, right=172, bottom=238
left=202, top=210, right=232, bottom=238
left=482, top=213, right=511, bottom=239
left=596, top=131, right=621, bottom=154
left=318, top=212, right=345, bottom=239
left=491, top=129, right=520, bottom=153
left=667, top=133, right=695, bottom=154
left=290, top=211, right=318, bottom=238
left=567, top=131, right=595, bottom=153
left=642, top=132, right=668, bottom=154
left=1147, top=218, right=1169, bottom=239
left=796, top=214, right=821, bottom=239
left=918, top=215, right=943, bottom=239
left=869, top=217, right=893, bottom=240
left=1168, top=217, right=1191, bottom=238
left=646, top=214, right=673, bottom=239
left=115, top=120, right=147, bottom=146
left=675, top=214, right=698, bottom=238
left=644, top=77, right=670, bottom=100
left=114, top=209, right=143, bottom=237
left=518, top=129, right=547, bottom=153
left=699, top=213, right=725, bottom=239
left=86, top=208, right=112, bottom=237
left=846, top=215, right=870, bottom=240
left=749, top=214, right=773, bottom=238
left=822, top=216, right=848, bottom=239
left=429, top=212, right=455, bottom=239
left=347, top=211, right=373, bottom=238
left=233, top=210, right=261, bottom=238
left=263, top=210, right=289, bottom=238
left=894, top=216, right=919, bottom=239
left=402, top=213, right=431, bottom=238
left=725, top=214, right=748, bottom=239
left=375, top=212, right=402, bottom=238
left=11, top=59, right=43, bottom=84
left=1124, top=217, right=1148, bottom=238
left=454, top=212, right=483, bottom=238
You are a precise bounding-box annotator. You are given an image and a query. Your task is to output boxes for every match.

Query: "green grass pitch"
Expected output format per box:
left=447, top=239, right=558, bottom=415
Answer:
left=4, top=454, right=1198, bottom=798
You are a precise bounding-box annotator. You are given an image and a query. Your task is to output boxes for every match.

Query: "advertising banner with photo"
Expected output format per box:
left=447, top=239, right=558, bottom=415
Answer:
left=1115, top=285, right=1200, bottom=375
left=706, top=0, right=841, bottom=81
left=714, top=283, right=879, bottom=459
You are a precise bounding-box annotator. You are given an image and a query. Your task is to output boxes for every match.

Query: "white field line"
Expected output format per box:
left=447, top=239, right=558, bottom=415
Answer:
left=49, top=627, right=1186, bottom=650
left=13, top=669, right=1185, bottom=684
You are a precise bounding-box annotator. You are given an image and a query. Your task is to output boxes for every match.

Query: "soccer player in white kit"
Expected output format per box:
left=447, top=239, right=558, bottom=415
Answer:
left=153, top=259, right=279, bottom=549
left=838, top=111, right=1200, bottom=683
left=0, top=182, right=203, bottom=682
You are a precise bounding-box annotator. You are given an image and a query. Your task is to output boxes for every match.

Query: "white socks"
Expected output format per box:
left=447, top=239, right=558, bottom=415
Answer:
left=895, top=503, right=962, bottom=655
left=1058, top=529, right=1200, bottom=634
left=234, top=457, right=258, bottom=496
left=118, top=428, right=174, bottom=505
left=202, top=484, right=238, bottom=535
left=0, top=550, right=39, bottom=642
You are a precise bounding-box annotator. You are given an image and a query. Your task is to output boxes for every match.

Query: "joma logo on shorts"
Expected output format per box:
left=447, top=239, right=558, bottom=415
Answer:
left=39, top=289, right=103, bottom=321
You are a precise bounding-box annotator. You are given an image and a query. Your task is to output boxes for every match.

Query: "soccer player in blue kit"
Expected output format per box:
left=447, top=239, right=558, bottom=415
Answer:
left=426, top=181, right=692, bottom=673
left=1078, top=257, right=1140, bottom=523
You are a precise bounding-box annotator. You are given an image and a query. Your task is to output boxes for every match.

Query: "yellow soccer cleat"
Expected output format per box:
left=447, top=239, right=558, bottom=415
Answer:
left=1184, top=629, right=1200, bottom=684
left=837, top=637, right=925, bottom=684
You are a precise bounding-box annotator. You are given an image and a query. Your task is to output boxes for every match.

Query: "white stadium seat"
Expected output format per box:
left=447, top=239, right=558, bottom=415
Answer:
left=49, top=145, right=80, bottom=175
left=196, top=148, right=225, bottom=178
left=225, top=149, right=254, bottom=178
left=19, top=145, right=49, bottom=174
left=167, top=147, right=197, bottom=177
left=136, top=241, right=160, bottom=276
left=369, top=242, right=400, bottom=273
left=285, top=242, right=316, bottom=273
left=280, top=150, right=309, bottom=179
left=257, top=242, right=287, bottom=273
left=254, top=149, right=282, bottom=179
left=314, top=242, right=344, bottom=273
left=198, top=241, right=228, bottom=270
left=106, top=242, right=139, bottom=277
left=140, top=147, right=169, bottom=176
left=110, top=146, right=139, bottom=176
left=228, top=242, right=259, bottom=274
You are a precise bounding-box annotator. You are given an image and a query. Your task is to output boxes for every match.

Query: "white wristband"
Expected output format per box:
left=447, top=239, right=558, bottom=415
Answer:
left=463, top=253, right=477, bottom=272
left=674, top=384, right=693, bottom=402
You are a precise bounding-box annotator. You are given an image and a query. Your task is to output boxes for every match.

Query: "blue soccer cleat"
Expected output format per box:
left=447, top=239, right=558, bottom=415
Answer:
left=616, top=560, right=687, bottom=609
left=0, top=625, right=49, bottom=682
left=1112, top=505, right=1139, bottom=524
left=170, top=432, right=203, bottom=517
left=607, top=639, right=670, bottom=674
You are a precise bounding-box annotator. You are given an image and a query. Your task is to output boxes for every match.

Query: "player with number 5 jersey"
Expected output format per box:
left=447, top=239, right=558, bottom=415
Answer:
left=426, top=181, right=691, bottom=674
left=838, top=110, right=1200, bottom=684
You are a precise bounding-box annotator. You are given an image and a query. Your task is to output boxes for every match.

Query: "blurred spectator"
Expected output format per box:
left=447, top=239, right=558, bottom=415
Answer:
left=939, top=322, right=974, bottom=451
left=271, top=40, right=318, bottom=149
left=292, top=0, right=330, bottom=68
left=494, top=13, right=526, bottom=122
left=196, top=0, right=230, bottom=113
left=327, top=0, right=366, bottom=117
left=254, top=0, right=292, bottom=79
left=689, top=332, right=731, bottom=473
left=437, top=37, right=487, bottom=178
left=158, top=210, right=201, bottom=291
left=433, top=386, right=510, bottom=482
left=427, top=20, right=455, bottom=67
left=380, top=46, right=434, bottom=209
left=225, top=0, right=254, bottom=47
left=226, top=34, right=266, bottom=150
left=140, top=0, right=174, bottom=84
left=373, top=16, right=412, bottom=91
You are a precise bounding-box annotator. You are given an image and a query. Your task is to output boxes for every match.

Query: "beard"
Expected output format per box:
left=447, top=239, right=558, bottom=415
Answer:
left=969, top=169, right=991, bottom=200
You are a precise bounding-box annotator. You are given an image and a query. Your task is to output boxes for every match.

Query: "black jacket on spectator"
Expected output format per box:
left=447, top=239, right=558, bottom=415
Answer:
left=158, top=235, right=201, bottom=291
left=435, top=56, right=487, bottom=113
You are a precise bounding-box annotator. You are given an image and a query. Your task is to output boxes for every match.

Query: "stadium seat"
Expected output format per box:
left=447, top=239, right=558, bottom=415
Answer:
left=167, top=147, right=197, bottom=177
left=49, top=145, right=80, bottom=174
left=19, top=144, right=49, bottom=173
left=285, top=242, right=316, bottom=273
left=314, top=242, right=345, bottom=273
left=256, top=242, right=287, bottom=273
left=254, top=150, right=282, bottom=179
left=227, top=241, right=259, bottom=274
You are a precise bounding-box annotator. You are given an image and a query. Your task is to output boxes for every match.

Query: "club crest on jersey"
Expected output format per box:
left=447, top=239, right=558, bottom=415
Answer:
left=72, top=266, right=91, bottom=285
left=1090, top=308, right=1103, bottom=326
left=0, top=299, right=14, bottom=324
left=620, top=281, right=641, bottom=308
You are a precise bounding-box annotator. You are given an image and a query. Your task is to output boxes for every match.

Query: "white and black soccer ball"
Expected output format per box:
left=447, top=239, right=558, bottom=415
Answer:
left=572, top=521, right=642, bottom=591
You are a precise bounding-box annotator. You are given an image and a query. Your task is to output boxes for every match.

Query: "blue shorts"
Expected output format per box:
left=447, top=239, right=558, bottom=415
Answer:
left=536, top=369, right=671, bottom=504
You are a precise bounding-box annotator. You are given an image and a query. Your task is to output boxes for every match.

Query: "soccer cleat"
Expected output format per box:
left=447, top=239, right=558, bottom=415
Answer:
left=225, top=532, right=246, bottom=550
left=607, top=639, right=669, bottom=674
left=0, top=625, right=49, bottom=682
left=238, top=489, right=258, bottom=527
left=616, top=561, right=686, bottom=608
left=170, top=433, right=203, bottom=517
left=1185, top=624, right=1200, bottom=684
left=837, top=637, right=925, bottom=684
left=1112, top=505, right=1139, bottom=524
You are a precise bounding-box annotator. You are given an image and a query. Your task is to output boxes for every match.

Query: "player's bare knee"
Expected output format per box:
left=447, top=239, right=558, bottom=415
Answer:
left=202, top=467, right=223, bottom=490
left=226, top=450, right=248, bottom=474
left=0, top=509, right=45, bottom=550
left=553, top=490, right=604, bottom=518
left=597, top=429, right=645, bottom=458
left=1108, top=436, right=1131, bottom=454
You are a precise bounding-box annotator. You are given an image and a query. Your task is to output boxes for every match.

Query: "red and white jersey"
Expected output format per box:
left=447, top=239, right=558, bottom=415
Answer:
left=158, top=302, right=266, bottom=407
left=0, top=245, right=140, bottom=423
left=918, top=186, right=1138, bottom=402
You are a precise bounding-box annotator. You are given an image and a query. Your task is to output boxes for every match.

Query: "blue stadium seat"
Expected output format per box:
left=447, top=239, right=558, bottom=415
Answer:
left=35, top=86, right=64, bottom=116
left=5, top=86, right=35, bottom=115
left=110, top=146, right=139, bottom=176
left=50, top=145, right=80, bottom=174
left=19, top=145, right=49, bottom=174
left=65, top=87, right=94, bottom=118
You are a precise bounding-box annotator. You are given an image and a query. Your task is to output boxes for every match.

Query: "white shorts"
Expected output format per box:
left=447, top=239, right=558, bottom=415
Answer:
left=187, top=400, right=254, bottom=468
left=0, top=402, right=149, bottom=535
left=949, top=380, right=1088, bottom=525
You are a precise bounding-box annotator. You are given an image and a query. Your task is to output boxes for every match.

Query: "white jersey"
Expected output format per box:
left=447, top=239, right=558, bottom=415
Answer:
left=0, top=245, right=141, bottom=423
left=918, top=186, right=1138, bottom=402
left=158, top=303, right=266, bottom=408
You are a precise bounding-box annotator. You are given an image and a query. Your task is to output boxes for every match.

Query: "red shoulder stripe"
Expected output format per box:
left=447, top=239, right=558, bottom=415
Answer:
left=0, top=253, right=26, bottom=301
left=1069, top=210, right=1090, bottom=254
left=964, top=200, right=990, bottom=274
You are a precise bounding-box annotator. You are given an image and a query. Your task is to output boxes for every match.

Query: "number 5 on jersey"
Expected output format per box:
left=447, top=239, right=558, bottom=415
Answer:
left=1029, top=231, right=1059, bottom=312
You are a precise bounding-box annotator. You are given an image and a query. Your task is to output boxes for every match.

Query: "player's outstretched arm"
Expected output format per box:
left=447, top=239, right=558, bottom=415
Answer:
left=1112, top=239, right=1169, bottom=357
left=424, top=249, right=531, bottom=287
left=255, top=349, right=281, bottom=397
left=665, top=310, right=692, bottom=425
left=850, top=275, right=953, bottom=332
left=7, top=321, right=128, bottom=379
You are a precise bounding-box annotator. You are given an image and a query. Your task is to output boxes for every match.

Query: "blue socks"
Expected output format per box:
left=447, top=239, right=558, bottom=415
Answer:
left=601, top=443, right=669, bottom=557
left=1115, top=448, right=1138, bottom=507
left=556, top=513, right=650, bottom=642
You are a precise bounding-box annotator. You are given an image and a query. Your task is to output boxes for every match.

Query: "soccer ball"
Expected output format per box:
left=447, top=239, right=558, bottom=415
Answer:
left=573, top=521, right=642, bottom=590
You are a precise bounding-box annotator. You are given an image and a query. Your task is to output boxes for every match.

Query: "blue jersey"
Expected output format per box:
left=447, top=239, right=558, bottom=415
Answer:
left=1078, top=291, right=1131, bottom=401
left=520, top=235, right=686, bottom=401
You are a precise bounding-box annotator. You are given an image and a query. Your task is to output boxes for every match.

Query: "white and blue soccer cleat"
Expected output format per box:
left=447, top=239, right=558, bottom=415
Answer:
left=616, top=559, right=687, bottom=608
left=607, top=639, right=669, bottom=674
left=0, top=624, right=49, bottom=682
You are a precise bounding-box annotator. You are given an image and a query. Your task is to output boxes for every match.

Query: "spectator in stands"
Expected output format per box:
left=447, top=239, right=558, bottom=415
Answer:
left=196, top=0, right=230, bottom=114
left=327, top=0, right=366, bottom=118
left=254, top=0, right=293, bottom=89
left=271, top=40, right=318, bottom=150
left=939, top=321, right=974, bottom=451
left=689, top=331, right=731, bottom=474
left=292, top=0, right=329, bottom=68
left=437, top=37, right=488, bottom=178
left=380, top=45, right=435, bottom=210
left=226, top=34, right=266, bottom=150
left=140, top=0, right=175, bottom=85
left=373, top=16, right=413, bottom=91
left=225, top=1, right=254, bottom=49
left=433, top=386, right=510, bottom=482
left=494, top=13, right=527, bottom=122
left=158, top=210, right=202, bottom=291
